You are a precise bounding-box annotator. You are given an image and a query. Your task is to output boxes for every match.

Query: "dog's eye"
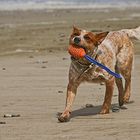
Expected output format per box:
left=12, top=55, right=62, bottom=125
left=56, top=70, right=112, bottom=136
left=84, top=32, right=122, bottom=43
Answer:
left=84, top=35, right=91, bottom=41
left=73, top=33, right=80, bottom=36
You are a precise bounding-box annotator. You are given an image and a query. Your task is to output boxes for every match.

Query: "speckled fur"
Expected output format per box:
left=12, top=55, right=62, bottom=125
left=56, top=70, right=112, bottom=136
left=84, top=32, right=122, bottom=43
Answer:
left=58, top=26, right=140, bottom=122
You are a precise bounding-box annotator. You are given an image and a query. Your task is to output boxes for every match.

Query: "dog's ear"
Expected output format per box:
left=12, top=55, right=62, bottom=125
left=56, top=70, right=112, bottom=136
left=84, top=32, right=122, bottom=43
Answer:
left=95, top=31, right=109, bottom=44
left=73, top=25, right=80, bottom=33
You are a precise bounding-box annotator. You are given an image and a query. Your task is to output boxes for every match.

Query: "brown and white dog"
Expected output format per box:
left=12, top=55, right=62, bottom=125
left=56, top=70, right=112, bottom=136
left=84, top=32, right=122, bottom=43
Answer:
left=58, top=26, right=140, bottom=122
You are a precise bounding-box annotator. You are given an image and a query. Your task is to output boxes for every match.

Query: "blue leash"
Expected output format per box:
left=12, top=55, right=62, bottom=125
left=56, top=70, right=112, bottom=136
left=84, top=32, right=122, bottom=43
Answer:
left=84, top=55, right=122, bottom=79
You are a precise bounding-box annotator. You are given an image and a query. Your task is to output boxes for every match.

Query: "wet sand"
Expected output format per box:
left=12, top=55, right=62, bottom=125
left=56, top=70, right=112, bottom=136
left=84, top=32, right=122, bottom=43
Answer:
left=0, top=8, right=140, bottom=140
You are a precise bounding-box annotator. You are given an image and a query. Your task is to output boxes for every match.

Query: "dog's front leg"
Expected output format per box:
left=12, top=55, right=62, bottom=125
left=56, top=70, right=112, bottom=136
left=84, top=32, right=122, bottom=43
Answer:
left=58, top=82, right=79, bottom=122
left=100, top=77, right=115, bottom=114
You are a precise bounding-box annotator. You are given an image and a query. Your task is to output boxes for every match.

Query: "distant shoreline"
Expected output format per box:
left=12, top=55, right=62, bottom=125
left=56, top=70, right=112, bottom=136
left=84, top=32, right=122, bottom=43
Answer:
left=0, top=0, right=140, bottom=11
left=0, top=6, right=140, bottom=11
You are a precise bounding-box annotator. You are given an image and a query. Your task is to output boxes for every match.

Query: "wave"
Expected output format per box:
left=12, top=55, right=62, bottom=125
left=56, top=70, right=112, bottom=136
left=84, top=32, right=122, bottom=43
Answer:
left=0, top=0, right=140, bottom=11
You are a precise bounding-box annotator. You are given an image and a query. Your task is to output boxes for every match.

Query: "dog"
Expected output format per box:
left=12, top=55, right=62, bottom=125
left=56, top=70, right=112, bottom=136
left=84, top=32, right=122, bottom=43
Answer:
left=58, top=26, right=140, bottom=122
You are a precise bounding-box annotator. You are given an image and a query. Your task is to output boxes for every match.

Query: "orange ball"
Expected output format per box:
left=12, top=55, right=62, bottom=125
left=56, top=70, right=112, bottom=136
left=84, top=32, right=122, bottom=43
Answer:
left=68, top=45, right=86, bottom=58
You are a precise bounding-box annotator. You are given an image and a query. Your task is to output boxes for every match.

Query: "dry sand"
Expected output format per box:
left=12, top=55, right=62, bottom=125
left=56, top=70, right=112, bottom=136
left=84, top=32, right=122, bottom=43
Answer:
left=0, top=8, right=140, bottom=140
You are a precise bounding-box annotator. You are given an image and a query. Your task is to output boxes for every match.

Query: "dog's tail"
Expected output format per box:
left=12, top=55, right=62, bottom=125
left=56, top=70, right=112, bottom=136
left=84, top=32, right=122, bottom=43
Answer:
left=121, top=26, right=140, bottom=40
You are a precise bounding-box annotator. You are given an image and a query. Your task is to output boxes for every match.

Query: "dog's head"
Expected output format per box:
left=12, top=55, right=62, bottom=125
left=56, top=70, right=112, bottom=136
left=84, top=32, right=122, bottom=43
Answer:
left=69, top=26, right=109, bottom=56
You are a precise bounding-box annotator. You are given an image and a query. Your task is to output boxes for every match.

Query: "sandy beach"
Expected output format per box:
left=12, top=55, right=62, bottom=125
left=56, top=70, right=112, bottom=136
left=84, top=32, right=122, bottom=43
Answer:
left=0, top=7, right=140, bottom=140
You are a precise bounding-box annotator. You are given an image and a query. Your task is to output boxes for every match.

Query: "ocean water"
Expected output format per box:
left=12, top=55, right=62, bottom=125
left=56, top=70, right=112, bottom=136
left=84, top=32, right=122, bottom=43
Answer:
left=0, top=0, right=140, bottom=10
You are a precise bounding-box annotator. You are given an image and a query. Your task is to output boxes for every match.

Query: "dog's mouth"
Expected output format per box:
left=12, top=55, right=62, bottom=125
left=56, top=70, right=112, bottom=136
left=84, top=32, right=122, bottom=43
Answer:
left=69, top=44, right=88, bottom=61
left=79, top=45, right=87, bottom=53
left=71, top=43, right=87, bottom=53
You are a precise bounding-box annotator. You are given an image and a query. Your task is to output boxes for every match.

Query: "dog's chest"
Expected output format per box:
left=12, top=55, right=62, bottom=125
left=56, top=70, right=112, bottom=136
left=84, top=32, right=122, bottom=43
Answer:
left=82, top=66, right=110, bottom=83
left=71, top=60, right=110, bottom=83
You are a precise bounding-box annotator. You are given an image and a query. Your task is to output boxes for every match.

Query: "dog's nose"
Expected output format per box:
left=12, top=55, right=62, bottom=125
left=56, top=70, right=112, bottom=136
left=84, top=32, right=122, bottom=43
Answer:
left=73, top=37, right=81, bottom=45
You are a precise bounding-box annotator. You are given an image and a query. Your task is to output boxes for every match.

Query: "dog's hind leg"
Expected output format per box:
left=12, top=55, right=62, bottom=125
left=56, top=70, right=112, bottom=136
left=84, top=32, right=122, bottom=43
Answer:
left=115, top=65, right=132, bottom=106
left=118, top=57, right=133, bottom=104
left=116, top=40, right=133, bottom=104
left=115, top=78, right=124, bottom=106
left=115, top=65, right=124, bottom=106
left=123, top=72, right=132, bottom=103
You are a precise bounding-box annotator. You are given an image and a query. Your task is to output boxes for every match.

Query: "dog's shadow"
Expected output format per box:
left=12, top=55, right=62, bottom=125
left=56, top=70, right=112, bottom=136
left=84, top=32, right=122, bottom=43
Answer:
left=71, top=104, right=102, bottom=118
left=57, top=103, right=127, bottom=120
left=70, top=101, right=133, bottom=119
left=57, top=101, right=135, bottom=122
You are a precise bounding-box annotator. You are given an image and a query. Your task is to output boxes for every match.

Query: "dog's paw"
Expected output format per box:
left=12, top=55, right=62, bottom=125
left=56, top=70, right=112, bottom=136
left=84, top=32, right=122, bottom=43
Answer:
left=100, top=108, right=109, bottom=114
left=58, top=115, right=70, bottom=123
left=124, top=100, right=134, bottom=104
left=119, top=100, right=124, bottom=107
left=123, top=94, right=131, bottom=104
left=58, top=111, right=71, bottom=123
